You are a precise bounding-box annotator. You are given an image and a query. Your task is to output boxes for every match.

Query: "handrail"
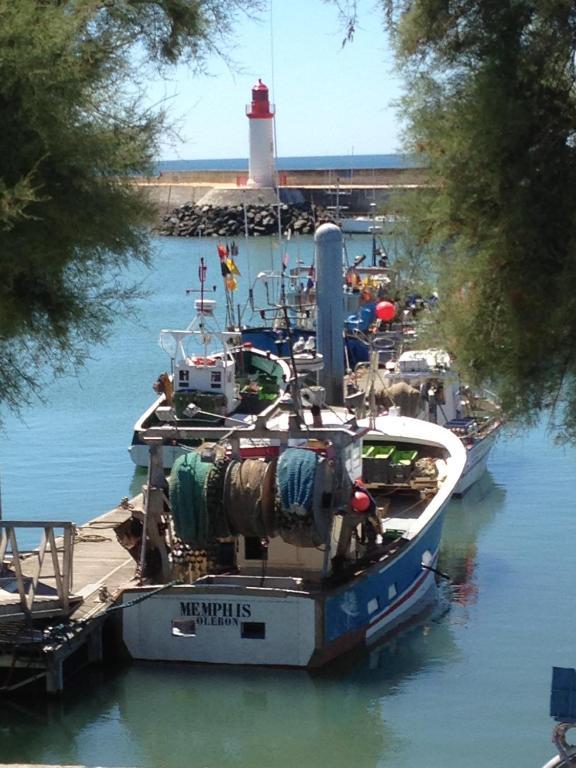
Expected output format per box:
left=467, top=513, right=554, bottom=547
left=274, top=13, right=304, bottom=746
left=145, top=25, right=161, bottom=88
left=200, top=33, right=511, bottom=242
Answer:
left=0, top=521, right=75, bottom=619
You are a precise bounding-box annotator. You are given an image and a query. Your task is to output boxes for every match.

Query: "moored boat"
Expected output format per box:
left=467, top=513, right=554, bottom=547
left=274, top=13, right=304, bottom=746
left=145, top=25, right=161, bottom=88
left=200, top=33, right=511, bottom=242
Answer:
left=355, top=348, right=503, bottom=494
left=339, top=215, right=387, bottom=234
left=117, top=394, right=466, bottom=668
left=119, top=225, right=467, bottom=669
left=129, top=269, right=292, bottom=469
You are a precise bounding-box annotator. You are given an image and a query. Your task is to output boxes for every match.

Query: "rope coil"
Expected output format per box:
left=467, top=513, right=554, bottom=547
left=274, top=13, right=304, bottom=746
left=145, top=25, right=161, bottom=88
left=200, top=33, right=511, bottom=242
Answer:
left=276, top=448, right=331, bottom=547
left=224, top=458, right=278, bottom=538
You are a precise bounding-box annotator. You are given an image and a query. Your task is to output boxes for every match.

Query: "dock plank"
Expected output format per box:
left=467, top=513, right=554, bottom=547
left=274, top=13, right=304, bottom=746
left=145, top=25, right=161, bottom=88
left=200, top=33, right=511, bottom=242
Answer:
left=1, top=499, right=141, bottom=621
left=0, top=498, right=144, bottom=692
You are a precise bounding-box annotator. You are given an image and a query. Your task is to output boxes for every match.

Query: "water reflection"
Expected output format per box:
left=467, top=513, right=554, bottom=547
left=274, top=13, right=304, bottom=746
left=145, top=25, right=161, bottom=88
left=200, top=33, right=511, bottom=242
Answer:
left=439, top=473, right=506, bottom=618
left=0, top=604, right=463, bottom=768
left=0, top=474, right=506, bottom=768
left=1, top=663, right=391, bottom=768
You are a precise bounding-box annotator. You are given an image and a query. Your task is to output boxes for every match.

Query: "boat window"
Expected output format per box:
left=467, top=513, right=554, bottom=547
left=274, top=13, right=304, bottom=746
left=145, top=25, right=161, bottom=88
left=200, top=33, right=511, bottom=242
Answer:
left=172, top=619, right=196, bottom=637
left=244, top=537, right=266, bottom=560
left=388, top=584, right=397, bottom=601
left=367, top=597, right=379, bottom=614
left=179, top=370, right=189, bottom=384
left=241, top=622, right=266, bottom=640
left=211, top=371, right=222, bottom=389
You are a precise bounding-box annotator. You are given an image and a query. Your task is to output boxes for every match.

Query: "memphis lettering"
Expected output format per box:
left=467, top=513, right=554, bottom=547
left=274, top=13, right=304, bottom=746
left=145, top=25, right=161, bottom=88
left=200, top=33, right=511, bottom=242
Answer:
left=180, top=601, right=251, bottom=626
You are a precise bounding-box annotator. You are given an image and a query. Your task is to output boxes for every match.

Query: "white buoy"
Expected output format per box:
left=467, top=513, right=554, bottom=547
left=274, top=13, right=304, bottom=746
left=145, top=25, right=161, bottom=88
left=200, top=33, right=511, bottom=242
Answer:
left=246, top=79, right=275, bottom=188
left=315, top=223, right=344, bottom=405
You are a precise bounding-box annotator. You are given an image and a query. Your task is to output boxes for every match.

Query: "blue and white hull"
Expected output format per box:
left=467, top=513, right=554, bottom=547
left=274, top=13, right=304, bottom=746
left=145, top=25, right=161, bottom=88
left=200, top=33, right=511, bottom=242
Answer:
left=119, top=414, right=466, bottom=668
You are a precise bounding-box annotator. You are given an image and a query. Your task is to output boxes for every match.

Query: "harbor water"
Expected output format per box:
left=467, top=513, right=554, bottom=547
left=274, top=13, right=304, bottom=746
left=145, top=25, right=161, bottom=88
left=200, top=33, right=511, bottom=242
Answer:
left=1, top=235, right=575, bottom=767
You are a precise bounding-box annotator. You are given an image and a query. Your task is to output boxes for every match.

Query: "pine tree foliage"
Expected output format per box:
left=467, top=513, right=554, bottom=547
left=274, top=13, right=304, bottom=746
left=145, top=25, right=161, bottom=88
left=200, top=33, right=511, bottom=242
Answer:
left=0, top=0, right=258, bottom=411
left=382, top=0, right=576, bottom=440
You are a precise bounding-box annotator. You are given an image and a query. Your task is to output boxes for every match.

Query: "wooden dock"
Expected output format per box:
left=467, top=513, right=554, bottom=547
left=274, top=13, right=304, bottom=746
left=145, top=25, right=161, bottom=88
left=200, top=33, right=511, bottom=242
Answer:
left=0, top=498, right=141, bottom=693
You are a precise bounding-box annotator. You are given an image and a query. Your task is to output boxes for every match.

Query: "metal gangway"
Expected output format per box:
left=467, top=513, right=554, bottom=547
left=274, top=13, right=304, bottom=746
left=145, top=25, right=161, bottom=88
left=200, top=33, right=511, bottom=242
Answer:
left=0, top=520, right=76, bottom=621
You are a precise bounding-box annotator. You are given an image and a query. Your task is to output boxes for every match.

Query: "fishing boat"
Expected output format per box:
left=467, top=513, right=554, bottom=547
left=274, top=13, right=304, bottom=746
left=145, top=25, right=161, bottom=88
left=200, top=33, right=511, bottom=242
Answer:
left=240, top=326, right=324, bottom=373
left=117, top=224, right=467, bottom=669
left=355, top=348, right=502, bottom=495
left=128, top=259, right=292, bottom=469
left=117, top=390, right=467, bottom=669
left=339, top=215, right=386, bottom=234
left=240, top=257, right=404, bottom=373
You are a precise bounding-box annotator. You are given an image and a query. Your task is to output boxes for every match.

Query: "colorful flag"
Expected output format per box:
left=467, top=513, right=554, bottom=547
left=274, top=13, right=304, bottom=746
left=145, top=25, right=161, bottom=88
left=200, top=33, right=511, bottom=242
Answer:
left=217, top=244, right=227, bottom=260
left=226, top=257, right=240, bottom=276
left=220, top=260, right=231, bottom=277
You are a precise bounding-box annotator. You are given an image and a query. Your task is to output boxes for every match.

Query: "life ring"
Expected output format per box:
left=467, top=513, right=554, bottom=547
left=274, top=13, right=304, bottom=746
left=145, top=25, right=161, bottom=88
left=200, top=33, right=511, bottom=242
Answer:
left=192, top=356, right=216, bottom=366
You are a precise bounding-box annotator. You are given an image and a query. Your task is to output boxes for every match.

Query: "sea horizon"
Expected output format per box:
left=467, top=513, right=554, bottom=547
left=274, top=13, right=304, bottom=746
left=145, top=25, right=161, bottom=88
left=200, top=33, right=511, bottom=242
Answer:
left=156, top=152, right=422, bottom=173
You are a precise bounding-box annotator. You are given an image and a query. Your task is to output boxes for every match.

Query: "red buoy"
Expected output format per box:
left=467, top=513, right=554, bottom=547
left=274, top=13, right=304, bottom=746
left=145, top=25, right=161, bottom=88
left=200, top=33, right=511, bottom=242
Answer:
left=352, top=490, right=371, bottom=513
left=375, top=300, right=396, bottom=321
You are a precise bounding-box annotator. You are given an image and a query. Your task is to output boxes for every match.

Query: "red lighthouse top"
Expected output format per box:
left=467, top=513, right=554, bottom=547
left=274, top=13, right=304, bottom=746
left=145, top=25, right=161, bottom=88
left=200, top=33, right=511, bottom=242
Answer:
left=246, top=79, right=275, bottom=119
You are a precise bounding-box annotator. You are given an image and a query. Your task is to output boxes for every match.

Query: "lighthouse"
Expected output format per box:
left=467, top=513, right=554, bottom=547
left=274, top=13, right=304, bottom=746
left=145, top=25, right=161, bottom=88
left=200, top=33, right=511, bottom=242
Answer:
left=246, top=79, right=276, bottom=188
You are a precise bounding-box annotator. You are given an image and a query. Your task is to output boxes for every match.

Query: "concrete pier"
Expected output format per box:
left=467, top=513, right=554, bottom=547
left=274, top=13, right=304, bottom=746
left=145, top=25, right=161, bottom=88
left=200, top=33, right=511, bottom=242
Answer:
left=134, top=165, right=429, bottom=215
left=0, top=499, right=141, bottom=693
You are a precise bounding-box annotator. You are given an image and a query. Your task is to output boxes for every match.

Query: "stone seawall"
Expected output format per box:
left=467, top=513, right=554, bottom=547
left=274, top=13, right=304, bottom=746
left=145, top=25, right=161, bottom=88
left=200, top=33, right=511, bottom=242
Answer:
left=158, top=201, right=332, bottom=237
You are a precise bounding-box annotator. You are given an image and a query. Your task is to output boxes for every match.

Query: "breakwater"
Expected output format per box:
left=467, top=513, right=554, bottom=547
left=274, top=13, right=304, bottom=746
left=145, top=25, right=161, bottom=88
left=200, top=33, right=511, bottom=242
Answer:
left=136, top=165, right=429, bottom=219
left=157, top=202, right=333, bottom=237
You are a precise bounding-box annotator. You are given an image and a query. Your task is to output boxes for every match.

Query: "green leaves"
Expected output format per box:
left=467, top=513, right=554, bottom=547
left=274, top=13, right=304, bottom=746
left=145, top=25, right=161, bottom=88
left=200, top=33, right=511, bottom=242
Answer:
left=0, top=0, right=257, bottom=413
left=384, top=0, right=576, bottom=439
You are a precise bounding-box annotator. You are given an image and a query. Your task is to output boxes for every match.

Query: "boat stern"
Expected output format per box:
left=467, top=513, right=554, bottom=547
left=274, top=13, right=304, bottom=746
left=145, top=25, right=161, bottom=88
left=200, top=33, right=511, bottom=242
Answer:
left=120, top=579, right=319, bottom=667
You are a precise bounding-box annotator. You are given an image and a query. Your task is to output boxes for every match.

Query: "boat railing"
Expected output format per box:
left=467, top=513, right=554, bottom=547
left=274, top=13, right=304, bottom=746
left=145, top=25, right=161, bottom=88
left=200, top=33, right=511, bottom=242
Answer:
left=0, top=521, right=75, bottom=621
left=194, top=574, right=306, bottom=591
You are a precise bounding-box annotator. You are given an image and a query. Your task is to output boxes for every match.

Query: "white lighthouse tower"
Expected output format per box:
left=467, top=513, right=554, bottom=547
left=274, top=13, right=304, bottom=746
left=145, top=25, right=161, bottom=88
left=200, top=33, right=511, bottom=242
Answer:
left=246, top=79, right=275, bottom=188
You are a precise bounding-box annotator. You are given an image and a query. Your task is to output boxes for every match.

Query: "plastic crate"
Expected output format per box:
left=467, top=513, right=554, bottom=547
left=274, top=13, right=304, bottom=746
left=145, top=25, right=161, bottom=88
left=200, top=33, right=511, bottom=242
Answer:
left=391, top=449, right=418, bottom=464
left=389, top=449, right=418, bottom=483
left=363, top=444, right=395, bottom=483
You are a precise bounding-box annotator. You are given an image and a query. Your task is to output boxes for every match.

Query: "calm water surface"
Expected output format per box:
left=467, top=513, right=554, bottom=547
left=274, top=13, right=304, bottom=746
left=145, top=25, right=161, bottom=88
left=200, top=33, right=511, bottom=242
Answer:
left=0, top=236, right=574, bottom=767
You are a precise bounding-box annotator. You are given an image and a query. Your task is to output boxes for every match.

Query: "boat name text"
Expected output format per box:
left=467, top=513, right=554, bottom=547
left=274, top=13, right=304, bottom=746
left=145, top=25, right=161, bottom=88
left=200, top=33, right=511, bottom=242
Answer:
left=180, top=601, right=252, bottom=623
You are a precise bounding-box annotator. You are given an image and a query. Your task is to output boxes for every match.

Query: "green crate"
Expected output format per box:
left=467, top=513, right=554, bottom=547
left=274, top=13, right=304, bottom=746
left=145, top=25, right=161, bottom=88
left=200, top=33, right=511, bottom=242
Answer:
left=372, top=445, right=396, bottom=459
left=363, top=444, right=395, bottom=484
left=391, top=449, right=418, bottom=466
left=389, top=449, right=418, bottom=483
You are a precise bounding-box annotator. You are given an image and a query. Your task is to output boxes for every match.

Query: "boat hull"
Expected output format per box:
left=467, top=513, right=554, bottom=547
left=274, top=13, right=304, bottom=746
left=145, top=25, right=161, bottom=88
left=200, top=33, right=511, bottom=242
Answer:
left=119, top=502, right=448, bottom=668
left=339, top=217, right=385, bottom=234
left=454, top=428, right=500, bottom=495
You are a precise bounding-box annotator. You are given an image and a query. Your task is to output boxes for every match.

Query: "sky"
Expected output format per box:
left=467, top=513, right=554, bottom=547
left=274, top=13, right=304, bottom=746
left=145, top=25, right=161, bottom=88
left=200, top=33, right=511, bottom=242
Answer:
left=147, top=1, right=405, bottom=161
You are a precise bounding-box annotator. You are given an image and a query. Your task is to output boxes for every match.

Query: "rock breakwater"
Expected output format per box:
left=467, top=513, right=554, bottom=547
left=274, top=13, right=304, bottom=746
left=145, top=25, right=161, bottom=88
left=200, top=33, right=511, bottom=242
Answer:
left=157, top=202, right=333, bottom=238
